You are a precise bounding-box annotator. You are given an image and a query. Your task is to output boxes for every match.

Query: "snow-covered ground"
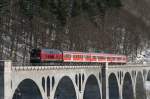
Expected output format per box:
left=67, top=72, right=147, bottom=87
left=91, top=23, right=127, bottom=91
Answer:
left=135, top=49, right=150, bottom=64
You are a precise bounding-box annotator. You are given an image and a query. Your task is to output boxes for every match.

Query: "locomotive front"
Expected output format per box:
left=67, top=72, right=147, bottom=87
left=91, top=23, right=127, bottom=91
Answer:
left=30, top=48, right=63, bottom=63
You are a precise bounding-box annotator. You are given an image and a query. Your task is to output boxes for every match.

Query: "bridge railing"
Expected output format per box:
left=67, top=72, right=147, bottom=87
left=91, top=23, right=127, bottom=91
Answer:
left=12, top=65, right=102, bottom=71
left=108, top=62, right=150, bottom=68
left=11, top=61, right=150, bottom=70
left=12, top=62, right=104, bottom=67
left=12, top=62, right=103, bottom=70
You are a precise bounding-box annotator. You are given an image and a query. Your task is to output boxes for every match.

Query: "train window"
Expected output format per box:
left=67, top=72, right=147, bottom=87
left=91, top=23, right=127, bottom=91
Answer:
left=76, top=55, right=78, bottom=58
left=79, top=55, right=83, bottom=58
left=73, top=55, right=82, bottom=58
left=123, top=57, right=126, bottom=60
left=107, top=57, right=111, bottom=60
left=84, top=55, right=87, bottom=58
left=93, top=56, right=97, bottom=59
left=78, top=55, right=82, bottom=58
left=107, top=57, right=109, bottom=60
left=73, top=55, right=77, bottom=58
left=117, top=57, right=121, bottom=60
left=112, top=57, right=115, bottom=60
left=85, top=55, right=90, bottom=58
left=75, top=55, right=78, bottom=58
left=64, top=54, right=71, bottom=58
left=99, top=56, right=105, bottom=60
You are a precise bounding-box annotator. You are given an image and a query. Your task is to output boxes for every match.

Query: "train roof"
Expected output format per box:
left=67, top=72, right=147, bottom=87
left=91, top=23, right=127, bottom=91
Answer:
left=41, top=48, right=62, bottom=54
left=63, top=51, right=126, bottom=57
left=31, top=48, right=126, bottom=57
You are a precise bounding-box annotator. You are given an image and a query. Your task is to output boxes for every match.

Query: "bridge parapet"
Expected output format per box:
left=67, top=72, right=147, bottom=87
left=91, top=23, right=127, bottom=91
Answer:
left=11, top=62, right=150, bottom=71
left=12, top=65, right=102, bottom=71
left=108, top=64, right=150, bottom=68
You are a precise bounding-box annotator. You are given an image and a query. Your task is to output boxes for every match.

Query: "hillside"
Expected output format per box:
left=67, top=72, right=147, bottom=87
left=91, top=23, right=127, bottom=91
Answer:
left=0, top=0, right=150, bottom=62
left=122, top=0, right=150, bottom=26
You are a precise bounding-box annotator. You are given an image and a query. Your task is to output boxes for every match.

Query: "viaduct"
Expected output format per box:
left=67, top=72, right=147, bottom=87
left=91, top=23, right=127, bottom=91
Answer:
left=0, top=60, right=149, bottom=99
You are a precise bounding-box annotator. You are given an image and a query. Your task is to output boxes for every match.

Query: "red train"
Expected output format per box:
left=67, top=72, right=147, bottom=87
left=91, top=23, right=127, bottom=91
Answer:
left=30, top=48, right=127, bottom=64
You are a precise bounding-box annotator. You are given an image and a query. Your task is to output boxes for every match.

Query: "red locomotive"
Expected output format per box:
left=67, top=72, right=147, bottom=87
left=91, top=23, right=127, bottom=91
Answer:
left=30, top=48, right=127, bottom=64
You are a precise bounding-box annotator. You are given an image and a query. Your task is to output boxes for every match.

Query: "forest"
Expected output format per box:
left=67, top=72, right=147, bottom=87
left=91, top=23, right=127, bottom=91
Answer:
left=0, top=0, right=150, bottom=62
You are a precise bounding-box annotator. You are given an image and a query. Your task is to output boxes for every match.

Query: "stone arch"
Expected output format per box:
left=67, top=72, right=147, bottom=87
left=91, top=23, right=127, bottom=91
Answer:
left=122, top=72, right=134, bottom=99
left=54, top=76, right=77, bottom=99
left=12, top=79, right=43, bottom=99
left=83, top=75, right=101, bottom=99
left=135, top=72, right=146, bottom=99
left=109, top=73, right=119, bottom=99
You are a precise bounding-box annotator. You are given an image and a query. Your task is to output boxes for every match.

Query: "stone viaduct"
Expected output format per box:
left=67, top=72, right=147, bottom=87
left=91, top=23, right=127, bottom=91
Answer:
left=0, top=60, right=150, bottom=99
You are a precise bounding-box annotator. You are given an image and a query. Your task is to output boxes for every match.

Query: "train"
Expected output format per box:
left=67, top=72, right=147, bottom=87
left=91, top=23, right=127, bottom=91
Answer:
left=30, top=48, right=127, bottom=64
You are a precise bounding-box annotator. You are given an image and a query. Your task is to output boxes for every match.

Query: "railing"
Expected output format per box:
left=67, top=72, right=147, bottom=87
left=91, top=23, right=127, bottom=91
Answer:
left=11, top=61, right=150, bottom=71
left=12, top=62, right=63, bottom=67
left=12, top=65, right=102, bottom=71
left=12, top=62, right=103, bottom=71
left=12, top=62, right=104, bottom=67
left=108, top=63, right=150, bottom=68
left=127, top=62, right=150, bottom=65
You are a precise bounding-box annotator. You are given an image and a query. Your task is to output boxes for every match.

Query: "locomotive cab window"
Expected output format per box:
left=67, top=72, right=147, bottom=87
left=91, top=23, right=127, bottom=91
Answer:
left=30, top=49, right=41, bottom=57
left=30, top=49, right=41, bottom=63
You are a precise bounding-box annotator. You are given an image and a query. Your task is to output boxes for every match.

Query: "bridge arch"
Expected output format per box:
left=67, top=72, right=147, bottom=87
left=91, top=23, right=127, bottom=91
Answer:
left=135, top=71, right=146, bottom=99
left=83, top=74, right=101, bottom=99
left=122, top=72, right=134, bottom=99
left=108, top=73, right=119, bottom=99
left=53, top=76, right=77, bottom=99
left=12, top=79, right=43, bottom=99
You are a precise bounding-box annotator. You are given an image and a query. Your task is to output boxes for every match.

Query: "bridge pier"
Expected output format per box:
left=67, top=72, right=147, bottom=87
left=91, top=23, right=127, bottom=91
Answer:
left=102, top=63, right=109, bottom=99
left=119, top=86, right=123, bottom=99
left=0, top=60, right=12, bottom=99
left=79, top=91, right=83, bottom=99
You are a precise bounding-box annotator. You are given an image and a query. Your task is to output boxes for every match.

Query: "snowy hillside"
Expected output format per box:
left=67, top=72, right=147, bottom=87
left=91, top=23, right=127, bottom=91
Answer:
left=136, top=49, right=150, bottom=63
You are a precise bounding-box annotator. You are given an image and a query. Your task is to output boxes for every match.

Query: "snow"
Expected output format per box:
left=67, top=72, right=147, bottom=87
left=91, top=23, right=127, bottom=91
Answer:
left=135, top=49, right=150, bottom=64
